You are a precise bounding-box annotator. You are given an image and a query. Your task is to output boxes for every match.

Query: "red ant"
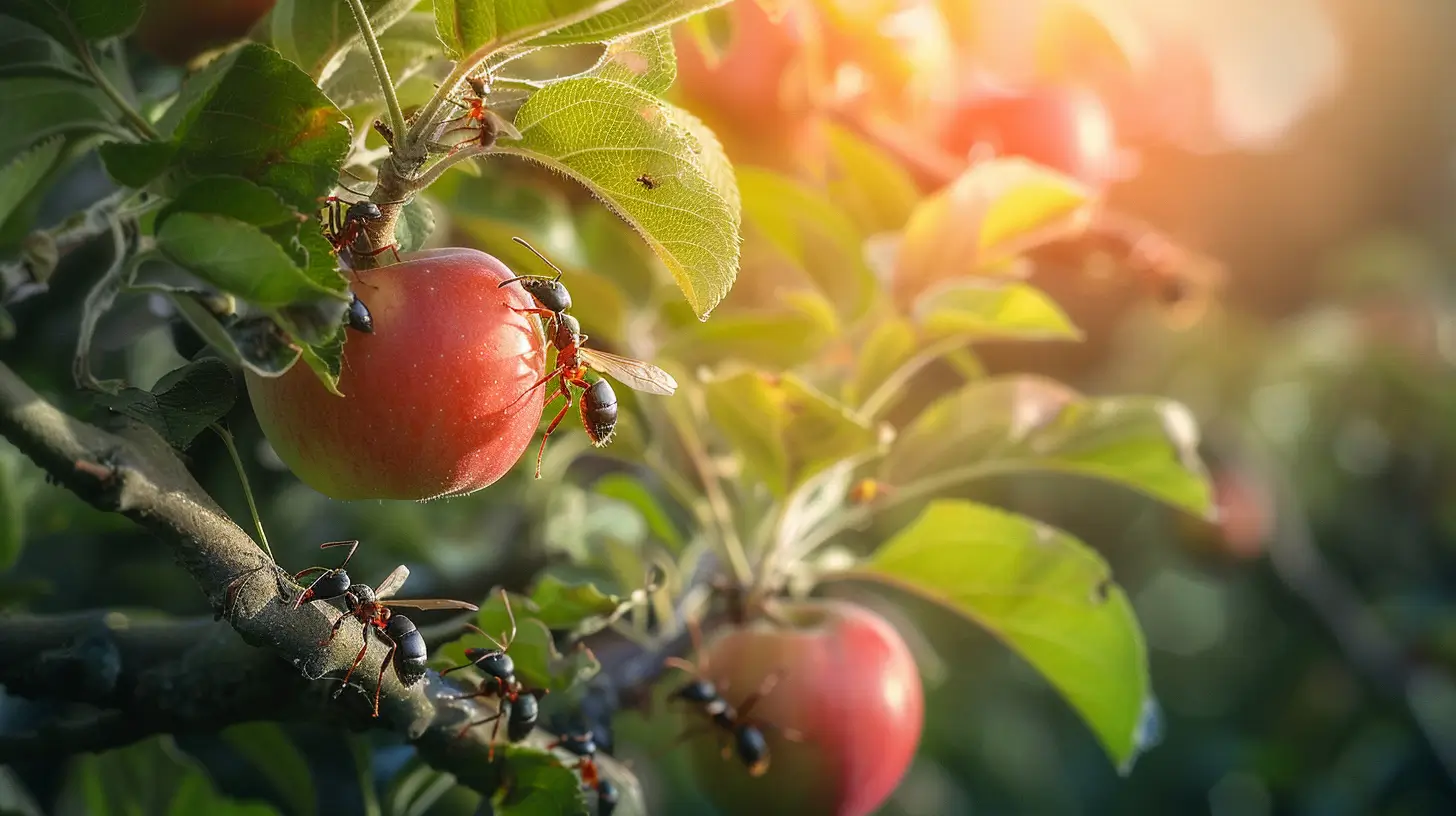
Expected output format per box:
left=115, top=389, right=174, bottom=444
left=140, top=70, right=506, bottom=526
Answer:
left=442, top=75, right=521, bottom=151
left=317, top=563, right=478, bottom=717
left=441, top=591, right=548, bottom=758
left=549, top=732, right=619, bottom=815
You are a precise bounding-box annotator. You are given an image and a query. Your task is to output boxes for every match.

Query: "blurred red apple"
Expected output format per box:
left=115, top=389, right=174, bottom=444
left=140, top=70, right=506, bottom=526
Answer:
left=136, top=0, right=277, bottom=65
left=938, top=85, right=1122, bottom=189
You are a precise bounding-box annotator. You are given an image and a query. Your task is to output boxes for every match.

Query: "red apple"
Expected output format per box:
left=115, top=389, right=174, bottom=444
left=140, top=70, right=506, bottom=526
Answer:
left=938, top=86, right=1121, bottom=188
left=246, top=248, right=548, bottom=501
left=135, top=0, right=277, bottom=65
left=682, top=599, right=923, bottom=816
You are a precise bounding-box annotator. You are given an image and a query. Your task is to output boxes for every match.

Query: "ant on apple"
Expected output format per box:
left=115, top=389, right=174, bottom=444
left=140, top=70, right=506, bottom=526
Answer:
left=441, top=590, right=548, bottom=757
left=291, top=542, right=479, bottom=717
left=549, top=731, right=619, bottom=816
left=663, top=620, right=800, bottom=777
left=497, top=237, right=678, bottom=477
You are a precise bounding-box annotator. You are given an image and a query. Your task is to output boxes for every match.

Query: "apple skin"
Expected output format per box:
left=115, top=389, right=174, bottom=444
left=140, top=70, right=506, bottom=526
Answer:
left=684, top=599, right=924, bottom=816
left=246, top=248, right=548, bottom=501
left=135, top=0, right=277, bottom=65
left=939, top=86, right=1120, bottom=188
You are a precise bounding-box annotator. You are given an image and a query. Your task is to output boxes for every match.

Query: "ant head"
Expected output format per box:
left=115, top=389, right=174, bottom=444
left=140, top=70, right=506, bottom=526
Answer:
left=349, top=583, right=377, bottom=606
left=466, top=648, right=515, bottom=682
left=560, top=732, right=597, bottom=757
left=313, top=570, right=352, bottom=600
left=466, top=75, right=489, bottom=98
left=671, top=677, right=718, bottom=704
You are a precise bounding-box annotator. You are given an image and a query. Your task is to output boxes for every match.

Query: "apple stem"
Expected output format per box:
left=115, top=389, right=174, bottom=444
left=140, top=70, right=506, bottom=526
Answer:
left=345, top=0, right=407, bottom=153
left=211, top=423, right=274, bottom=563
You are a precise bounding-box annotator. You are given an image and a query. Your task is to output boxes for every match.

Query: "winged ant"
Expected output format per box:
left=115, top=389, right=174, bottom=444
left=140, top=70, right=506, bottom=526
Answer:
left=497, top=237, right=678, bottom=477
left=441, top=74, right=522, bottom=151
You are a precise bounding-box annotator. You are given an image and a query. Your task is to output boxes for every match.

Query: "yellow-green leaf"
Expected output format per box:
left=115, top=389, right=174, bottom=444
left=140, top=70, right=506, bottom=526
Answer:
left=914, top=280, right=1082, bottom=342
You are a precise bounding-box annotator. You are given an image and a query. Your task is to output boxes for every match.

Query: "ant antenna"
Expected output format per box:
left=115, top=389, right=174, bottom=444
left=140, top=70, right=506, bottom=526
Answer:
left=512, top=236, right=565, bottom=282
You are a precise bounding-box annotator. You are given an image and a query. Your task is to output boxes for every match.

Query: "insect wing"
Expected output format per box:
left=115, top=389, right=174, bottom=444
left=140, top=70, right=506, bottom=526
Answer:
left=374, top=565, right=410, bottom=600
left=382, top=599, right=481, bottom=612
left=485, top=109, right=522, bottom=142
left=579, top=348, right=677, bottom=395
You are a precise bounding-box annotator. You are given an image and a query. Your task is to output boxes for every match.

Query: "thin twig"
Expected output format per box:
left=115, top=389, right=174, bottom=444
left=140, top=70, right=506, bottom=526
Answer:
left=211, top=423, right=273, bottom=562
left=345, top=0, right=407, bottom=148
left=76, top=45, right=158, bottom=141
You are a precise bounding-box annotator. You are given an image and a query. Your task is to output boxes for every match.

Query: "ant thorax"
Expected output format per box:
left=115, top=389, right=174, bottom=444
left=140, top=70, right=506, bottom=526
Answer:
left=349, top=584, right=377, bottom=605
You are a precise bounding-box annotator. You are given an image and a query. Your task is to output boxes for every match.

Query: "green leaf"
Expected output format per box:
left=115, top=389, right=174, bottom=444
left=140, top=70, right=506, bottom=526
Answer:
left=219, top=724, right=317, bottom=816
left=0, top=136, right=62, bottom=230
left=506, top=77, right=739, bottom=319
left=884, top=375, right=1213, bottom=517
left=535, top=0, right=732, bottom=46
left=913, top=280, right=1081, bottom=342
left=739, top=167, right=875, bottom=319
left=4, top=0, right=145, bottom=51
left=894, top=157, right=1093, bottom=301
left=271, top=0, right=417, bottom=81
left=94, top=359, right=238, bottom=449
left=527, top=575, right=622, bottom=630
left=157, top=213, right=346, bottom=307
left=383, top=757, right=478, bottom=816
left=0, top=27, right=90, bottom=82
left=704, top=370, right=878, bottom=497
left=848, top=317, right=915, bottom=406
left=665, top=290, right=836, bottom=370
left=433, top=0, right=625, bottom=59
left=0, top=446, right=30, bottom=572
left=321, top=13, right=445, bottom=108
left=55, top=737, right=280, bottom=816
left=153, top=44, right=352, bottom=211
left=395, top=197, right=435, bottom=253
left=824, top=123, right=920, bottom=235
left=589, top=28, right=675, bottom=95
left=159, top=176, right=300, bottom=229
left=169, top=295, right=301, bottom=378
left=860, top=499, right=1151, bottom=770
left=0, top=77, right=116, bottom=161
left=97, top=140, right=177, bottom=188
left=493, top=746, right=588, bottom=815
left=593, top=472, right=682, bottom=549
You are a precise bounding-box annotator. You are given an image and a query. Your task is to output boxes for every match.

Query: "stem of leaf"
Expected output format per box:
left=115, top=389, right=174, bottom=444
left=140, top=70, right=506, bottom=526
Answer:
left=411, top=145, right=494, bottom=189
left=211, top=424, right=274, bottom=563
left=780, top=460, right=1022, bottom=568
left=668, top=393, right=753, bottom=587
left=345, top=0, right=407, bottom=148
left=858, top=336, right=969, bottom=421
left=76, top=45, right=158, bottom=141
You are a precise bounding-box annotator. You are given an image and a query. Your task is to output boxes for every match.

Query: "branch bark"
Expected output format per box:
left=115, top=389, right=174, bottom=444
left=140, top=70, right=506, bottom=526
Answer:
left=0, top=361, right=649, bottom=805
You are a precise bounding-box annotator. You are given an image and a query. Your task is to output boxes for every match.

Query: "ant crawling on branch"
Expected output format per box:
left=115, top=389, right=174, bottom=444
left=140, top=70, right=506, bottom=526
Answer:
left=441, top=590, right=549, bottom=757
left=289, top=541, right=478, bottom=717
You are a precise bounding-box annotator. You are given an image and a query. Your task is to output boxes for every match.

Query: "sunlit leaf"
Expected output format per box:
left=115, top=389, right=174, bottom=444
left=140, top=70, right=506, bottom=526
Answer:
left=94, top=359, right=237, bottom=450
left=1036, top=0, right=1151, bottom=83
left=824, top=123, right=920, bottom=234
left=704, top=370, right=877, bottom=496
left=913, top=280, right=1081, bottom=342
left=505, top=77, right=739, bottom=318
left=589, top=28, right=676, bottom=95
left=738, top=167, right=874, bottom=319
left=528, top=574, right=622, bottom=631
left=847, top=317, right=916, bottom=406
left=271, top=0, right=416, bottom=82
left=219, top=724, right=317, bottom=816
left=434, top=0, right=624, bottom=59
left=533, top=0, right=732, bottom=45
left=894, top=158, right=1093, bottom=302
left=594, top=473, right=683, bottom=549
left=885, top=375, right=1213, bottom=517
left=860, top=499, right=1151, bottom=769
left=665, top=290, right=837, bottom=370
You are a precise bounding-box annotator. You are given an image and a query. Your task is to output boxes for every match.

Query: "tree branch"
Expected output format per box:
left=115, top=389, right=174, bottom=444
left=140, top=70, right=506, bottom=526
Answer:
left=0, top=361, right=648, bottom=804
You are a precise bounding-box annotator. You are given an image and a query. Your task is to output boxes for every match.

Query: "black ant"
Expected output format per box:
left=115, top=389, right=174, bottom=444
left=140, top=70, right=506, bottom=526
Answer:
left=442, top=591, right=548, bottom=757
left=498, top=238, right=678, bottom=477
left=636, top=174, right=657, bottom=189
left=442, top=75, right=521, bottom=151
left=549, top=732, right=619, bottom=816
left=307, top=560, right=478, bottom=717
left=664, top=622, right=798, bottom=777
left=346, top=292, right=373, bottom=334
left=320, top=195, right=400, bottom=267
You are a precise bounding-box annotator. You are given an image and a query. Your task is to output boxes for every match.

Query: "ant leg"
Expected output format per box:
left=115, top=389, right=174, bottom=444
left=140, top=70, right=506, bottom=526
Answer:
left=734, top=672, right=782, bottom=720
left=321, top=609, right=353, bottom=646
left=534, top=397, right=574, bottom=479
left=373, top=638, right=397, bottom=718
left=507, top=364, right=567, bottom=410
left=336, top=621, right=372, bottom=696
left=458, top=711, right=502, bottom=740
left=356, top=242, right=401, bottom=264
left=487, top=704, right=507, bottom=761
